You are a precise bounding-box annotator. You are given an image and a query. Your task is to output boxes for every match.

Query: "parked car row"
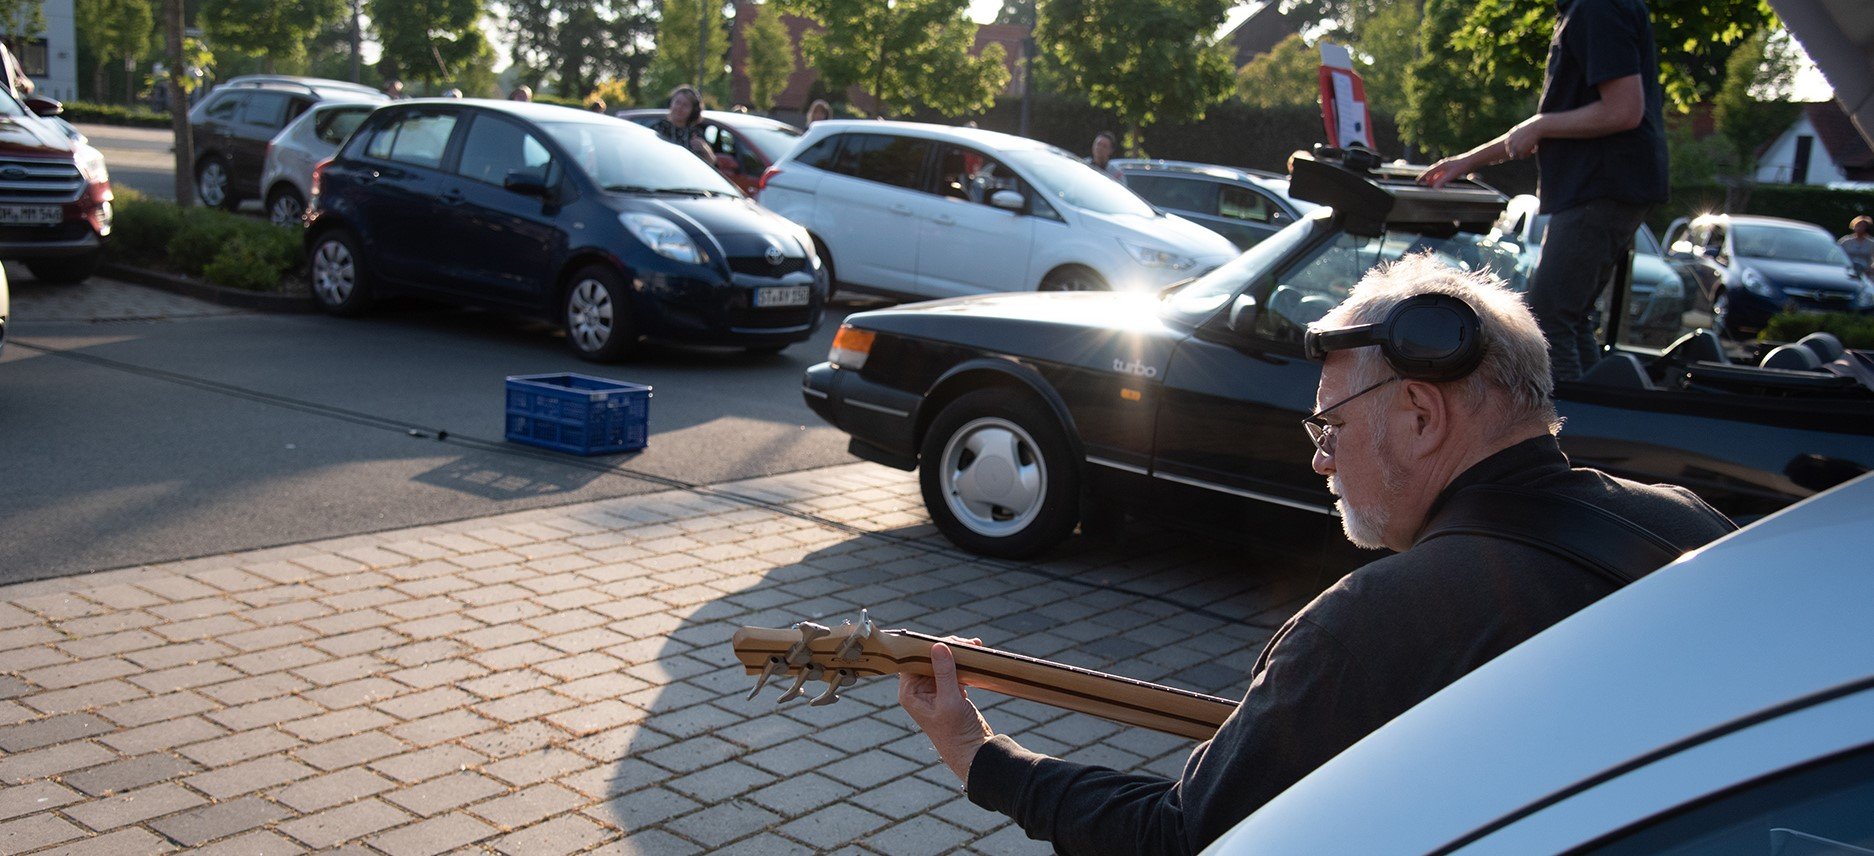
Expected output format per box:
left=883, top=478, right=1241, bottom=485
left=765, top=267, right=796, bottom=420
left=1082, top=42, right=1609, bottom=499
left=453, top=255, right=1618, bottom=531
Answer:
left=1665, top=213, right=1874, bottom=338
left=190, top=75, right=386, bottom=212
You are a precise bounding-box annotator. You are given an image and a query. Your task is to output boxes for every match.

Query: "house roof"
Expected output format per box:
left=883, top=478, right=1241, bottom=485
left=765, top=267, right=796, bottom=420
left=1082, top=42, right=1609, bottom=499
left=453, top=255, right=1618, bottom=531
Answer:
left=1220, top=1, right=1306, bottom=68
left=1806, top=100, right=1874, bottom=180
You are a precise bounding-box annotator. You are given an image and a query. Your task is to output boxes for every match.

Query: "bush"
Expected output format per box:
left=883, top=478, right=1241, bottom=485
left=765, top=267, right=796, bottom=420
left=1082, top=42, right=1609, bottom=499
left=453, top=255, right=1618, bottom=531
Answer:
left=167, top=207, right=248, bottom=276
left=1761, top=311, right=1874, bottom=349
left=202, top=227, right=302, bottom=291
left=62, top=101, right=172, bottom=127
left=106, top=197, right=183, bottom=265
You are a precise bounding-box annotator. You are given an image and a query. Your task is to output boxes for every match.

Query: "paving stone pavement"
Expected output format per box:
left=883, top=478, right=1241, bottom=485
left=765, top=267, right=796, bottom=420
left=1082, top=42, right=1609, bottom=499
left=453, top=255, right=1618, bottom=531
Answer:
left=4, top=268, right=245, bottom=323
left=0, top=462, right=1339, bottom=854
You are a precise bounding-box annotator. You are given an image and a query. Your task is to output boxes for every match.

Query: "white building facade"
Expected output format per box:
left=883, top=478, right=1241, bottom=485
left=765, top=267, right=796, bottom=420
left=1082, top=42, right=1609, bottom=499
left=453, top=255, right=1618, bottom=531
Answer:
left=0, top=0, right=78, bottom=101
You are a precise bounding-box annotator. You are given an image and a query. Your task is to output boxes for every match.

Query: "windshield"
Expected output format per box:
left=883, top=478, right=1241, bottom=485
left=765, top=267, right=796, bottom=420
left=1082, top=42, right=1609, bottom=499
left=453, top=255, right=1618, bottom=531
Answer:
left=736, top=124, right=802, bottom=161
left=1161, top=210, right=1329, bottom=324
left=1004, top=149, right=1158, bottom=217
left=541, top=121, right=741, bottom=197
left=1733, top=224, right=1852, bottom=266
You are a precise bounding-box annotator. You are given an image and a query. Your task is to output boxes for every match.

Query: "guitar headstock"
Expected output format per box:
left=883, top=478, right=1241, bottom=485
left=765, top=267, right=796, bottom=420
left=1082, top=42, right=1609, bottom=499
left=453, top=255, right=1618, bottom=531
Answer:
left=730, top=610, right=905, bottom=707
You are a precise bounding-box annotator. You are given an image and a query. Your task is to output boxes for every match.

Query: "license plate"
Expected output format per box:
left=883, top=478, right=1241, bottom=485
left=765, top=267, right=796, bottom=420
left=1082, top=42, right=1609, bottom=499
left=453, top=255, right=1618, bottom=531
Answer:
left=0, top=205, right=62, bottom=226
left=754, top=285, right=811, bottom=308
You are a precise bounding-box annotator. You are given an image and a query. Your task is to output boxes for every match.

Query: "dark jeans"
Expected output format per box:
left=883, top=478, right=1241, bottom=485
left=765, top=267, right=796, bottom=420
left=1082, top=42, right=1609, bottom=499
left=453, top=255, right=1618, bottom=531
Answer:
left=1529, top=198, right=1650, bottom=382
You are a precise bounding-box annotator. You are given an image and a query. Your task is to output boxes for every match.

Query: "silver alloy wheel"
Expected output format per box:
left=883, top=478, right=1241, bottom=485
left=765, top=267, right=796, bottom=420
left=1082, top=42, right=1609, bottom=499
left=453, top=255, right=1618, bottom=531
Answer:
left=311, top=237, right=354, bottom=306
left=1043, top=270, right=1105, bottom=292
left=269, top=191, right=304, bottom=227
left=198, top=161, right=228, bottom=208
left=567, top=277, right=614, bottom=353
left=938, top=416, right=1047, bottom=538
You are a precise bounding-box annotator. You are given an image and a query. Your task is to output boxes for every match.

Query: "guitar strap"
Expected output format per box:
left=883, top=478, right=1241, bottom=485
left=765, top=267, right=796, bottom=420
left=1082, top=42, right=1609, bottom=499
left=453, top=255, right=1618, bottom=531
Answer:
left=1416, top=484, right=1683, bottom=588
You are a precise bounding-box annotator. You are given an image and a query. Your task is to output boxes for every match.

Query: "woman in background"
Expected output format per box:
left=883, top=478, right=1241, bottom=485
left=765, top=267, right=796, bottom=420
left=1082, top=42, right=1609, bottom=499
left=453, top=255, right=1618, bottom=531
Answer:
left=652, top=85, right=713, bottom=162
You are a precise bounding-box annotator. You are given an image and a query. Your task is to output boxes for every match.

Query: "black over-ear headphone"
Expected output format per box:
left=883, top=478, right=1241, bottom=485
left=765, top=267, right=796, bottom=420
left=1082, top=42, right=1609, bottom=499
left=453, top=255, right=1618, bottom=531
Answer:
left=1303, top=293, right=1486, bottom=382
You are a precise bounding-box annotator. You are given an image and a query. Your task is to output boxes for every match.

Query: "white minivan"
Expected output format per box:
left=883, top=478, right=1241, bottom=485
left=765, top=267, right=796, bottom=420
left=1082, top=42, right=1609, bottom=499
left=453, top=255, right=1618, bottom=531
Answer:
left=757, top=121, right=1238, bottom=299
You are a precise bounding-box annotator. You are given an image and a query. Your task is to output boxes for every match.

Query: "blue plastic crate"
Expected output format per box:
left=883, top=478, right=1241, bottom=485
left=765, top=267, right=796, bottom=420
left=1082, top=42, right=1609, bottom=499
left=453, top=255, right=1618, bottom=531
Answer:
left=504, top=373, right=651, bottom=456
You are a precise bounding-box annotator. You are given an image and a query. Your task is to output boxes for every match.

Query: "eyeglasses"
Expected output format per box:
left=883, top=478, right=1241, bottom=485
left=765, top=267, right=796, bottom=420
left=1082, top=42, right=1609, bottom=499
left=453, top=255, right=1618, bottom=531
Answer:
left=1302, top=376, right=1399, bottom=456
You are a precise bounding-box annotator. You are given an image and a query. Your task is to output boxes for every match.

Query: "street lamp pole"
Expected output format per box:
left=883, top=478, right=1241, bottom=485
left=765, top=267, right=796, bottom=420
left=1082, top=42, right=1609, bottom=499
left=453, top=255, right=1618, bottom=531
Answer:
left=697, top=0, right=708, bottom=90
left=1018, top=0, right=1035, bottom=138
left=350, top=0, right=362, bottom=83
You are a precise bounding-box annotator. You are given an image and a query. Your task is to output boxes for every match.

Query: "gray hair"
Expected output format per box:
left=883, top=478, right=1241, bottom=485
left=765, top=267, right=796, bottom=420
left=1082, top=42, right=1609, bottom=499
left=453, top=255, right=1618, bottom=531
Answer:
left=1312, top=254, right=1559, bottom=436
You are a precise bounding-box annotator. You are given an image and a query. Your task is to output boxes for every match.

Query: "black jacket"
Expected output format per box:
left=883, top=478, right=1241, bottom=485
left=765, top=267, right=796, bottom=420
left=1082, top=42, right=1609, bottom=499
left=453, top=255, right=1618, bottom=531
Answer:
left=966, top=436, right=1735, bottom=855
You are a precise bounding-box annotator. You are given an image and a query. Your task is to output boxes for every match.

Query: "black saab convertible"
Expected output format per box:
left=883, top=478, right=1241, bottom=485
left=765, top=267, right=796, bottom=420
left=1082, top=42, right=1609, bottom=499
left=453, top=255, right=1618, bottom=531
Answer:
left=801, top=151, right=1874, bottom=558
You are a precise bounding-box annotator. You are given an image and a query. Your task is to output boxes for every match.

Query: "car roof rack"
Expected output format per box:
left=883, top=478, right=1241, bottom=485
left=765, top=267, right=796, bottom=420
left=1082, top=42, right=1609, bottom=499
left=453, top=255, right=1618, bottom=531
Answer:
left=1287, top=146, right=1506, bottom=237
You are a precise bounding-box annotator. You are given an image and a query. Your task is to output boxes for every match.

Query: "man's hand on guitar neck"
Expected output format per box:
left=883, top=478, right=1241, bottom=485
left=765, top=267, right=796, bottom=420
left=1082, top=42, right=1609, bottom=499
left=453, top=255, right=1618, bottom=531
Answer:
left=899, top=640, right=994, bottom=784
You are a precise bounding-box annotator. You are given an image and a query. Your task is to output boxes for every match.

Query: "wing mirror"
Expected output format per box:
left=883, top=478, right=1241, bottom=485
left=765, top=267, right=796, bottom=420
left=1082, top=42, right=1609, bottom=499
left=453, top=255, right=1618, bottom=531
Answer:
left=24, top=96, right=61, bottom=118
left=1228, top=293, right=1259, bottom=335
left=504, top=169, right=552, bottom=198
left=990, top=189, right=1025, bottom=211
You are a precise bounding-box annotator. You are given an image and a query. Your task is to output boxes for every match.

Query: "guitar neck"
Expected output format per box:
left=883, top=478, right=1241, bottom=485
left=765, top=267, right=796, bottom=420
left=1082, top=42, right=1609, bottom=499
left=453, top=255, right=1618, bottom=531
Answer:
left=732, top=624, right=1235, bottom=740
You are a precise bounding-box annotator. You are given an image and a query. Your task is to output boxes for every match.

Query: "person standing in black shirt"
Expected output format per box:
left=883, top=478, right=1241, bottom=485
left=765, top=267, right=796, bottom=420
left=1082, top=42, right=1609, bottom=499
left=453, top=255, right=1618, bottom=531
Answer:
left=898, top=256, right=1733, bottom=855
left=1420, top=0, right=1668, bottom=382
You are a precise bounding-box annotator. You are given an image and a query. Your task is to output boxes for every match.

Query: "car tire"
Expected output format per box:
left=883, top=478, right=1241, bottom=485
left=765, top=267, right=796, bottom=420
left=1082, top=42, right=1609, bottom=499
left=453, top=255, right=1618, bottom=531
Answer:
left=24, top=254, right=100, bottom=285
left=308, top=228, right=373, bottom=316
left=563, top=265, right=638, bottom=362
left=196, top=156, right=238, bottom=211
left=919, top=388, right=1080, bottom=559
left=1040, top=266, right=1108, bottom=292
left=812, top=235, right=838, bottom=301
left=267, top=185, right=307, bottom=227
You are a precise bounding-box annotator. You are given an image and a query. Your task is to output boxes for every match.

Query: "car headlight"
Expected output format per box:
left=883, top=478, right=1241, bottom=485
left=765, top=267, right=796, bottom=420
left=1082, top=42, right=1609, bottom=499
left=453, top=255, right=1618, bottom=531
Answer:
left=1120, top=239, right=1195, bottom=271
left=75, top=144, right=109, bottom=185
left=1739, top=267, right=1776, bottom=298
left=620, top=213, right=701, bottom=264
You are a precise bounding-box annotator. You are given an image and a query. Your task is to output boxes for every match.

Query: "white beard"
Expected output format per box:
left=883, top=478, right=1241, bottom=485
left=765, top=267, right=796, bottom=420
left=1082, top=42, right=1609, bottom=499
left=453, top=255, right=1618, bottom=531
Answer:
left=1330, top=423, right=1408, bottom=550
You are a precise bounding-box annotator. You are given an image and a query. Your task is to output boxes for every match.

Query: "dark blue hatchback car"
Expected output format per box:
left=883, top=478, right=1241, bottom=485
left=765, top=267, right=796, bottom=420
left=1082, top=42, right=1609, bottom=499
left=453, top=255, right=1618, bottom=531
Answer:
left=304, top=100, right=827, bottom=360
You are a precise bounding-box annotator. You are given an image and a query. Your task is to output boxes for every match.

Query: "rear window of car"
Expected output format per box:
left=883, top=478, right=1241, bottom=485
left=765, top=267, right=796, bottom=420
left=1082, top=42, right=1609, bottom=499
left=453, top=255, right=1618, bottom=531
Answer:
left=314, top=107, right=372, bottom=145
left=794, top=136, right=840, bottom=169
left=238, top=92, right=292, bottom=129
left=830, top=133, right=929, bottom=190
left=204, top=92, right=238, bottom=121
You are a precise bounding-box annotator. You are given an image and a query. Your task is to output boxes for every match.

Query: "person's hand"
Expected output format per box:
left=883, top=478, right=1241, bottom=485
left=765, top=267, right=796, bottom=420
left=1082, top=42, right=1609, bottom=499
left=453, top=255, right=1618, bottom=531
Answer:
left=1506, top=115, right=1545, bottom=159
left=899, top=640, right=994, bottom=784
left=690, top=137, right=713, bottom=159
left=1419, top=154, right=1471, bottom=188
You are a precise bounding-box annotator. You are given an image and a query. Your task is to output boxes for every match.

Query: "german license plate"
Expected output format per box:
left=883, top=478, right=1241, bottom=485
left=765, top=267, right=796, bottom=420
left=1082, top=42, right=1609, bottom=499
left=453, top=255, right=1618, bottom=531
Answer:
left=0, top=205, right=62, bottom=226
left=754, top=285, right=810, bottom=308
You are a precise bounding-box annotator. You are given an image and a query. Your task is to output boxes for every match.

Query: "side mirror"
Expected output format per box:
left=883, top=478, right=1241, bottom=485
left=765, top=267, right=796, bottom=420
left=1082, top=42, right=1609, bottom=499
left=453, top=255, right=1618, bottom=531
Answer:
left=1668, top=240, right=1693, bottom=257
left=24, top=96, right=61, bottom=118
left=989, top=189, right=1024, bottom=211
left=1228, top=293, right=1259, bottom=335
left=503, top=169, right=551, bottom=198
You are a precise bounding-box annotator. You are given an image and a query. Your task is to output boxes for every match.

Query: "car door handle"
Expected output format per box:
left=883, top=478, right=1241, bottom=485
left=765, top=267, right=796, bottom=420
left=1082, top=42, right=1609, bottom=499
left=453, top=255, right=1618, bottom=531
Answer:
left=358, top=170, right=380, bottom=185
left=890, top=204, right=913, bottom=215
left=932, top=215, right=955, bottom=226
left=440, top=188, right=464, bottom=205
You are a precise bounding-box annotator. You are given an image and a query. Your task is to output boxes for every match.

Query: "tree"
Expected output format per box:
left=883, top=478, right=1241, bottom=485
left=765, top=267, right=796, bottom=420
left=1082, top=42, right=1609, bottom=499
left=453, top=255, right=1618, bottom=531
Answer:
left=1450, top=0, right=1777, bottom=113
left=1345, top=0, right=1419, bottom=119
left=1039, top=0, right=1235, bottom=149
left=1712, top=26, right=1801, bottom=170
left=1236, top=33, right=1318, bottom=109
left=742, top=2, right=795, bottom=111
left=1399, top=0, right=1533, bottom=156
left=0, top=0, right=43, bottom=56
left=781, top=0, right=1009, bottom=118
left=76, top=0, right=155, bottom=103
left=368, top=0, right=488, bottom=90
left=645, top=0, right=731, bottom=103
left=200, top=0, right=342, bottom=73
left=505, top=0, right=656, bottom=100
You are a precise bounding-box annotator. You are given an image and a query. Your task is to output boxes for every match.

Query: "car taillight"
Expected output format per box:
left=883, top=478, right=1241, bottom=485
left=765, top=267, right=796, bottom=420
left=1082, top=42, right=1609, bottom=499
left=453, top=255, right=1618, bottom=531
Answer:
left=310, top=158, right=331, bottom=200
left=757, top=166, right=780, bottom=195
left=829, top=325, right=874, bottom=370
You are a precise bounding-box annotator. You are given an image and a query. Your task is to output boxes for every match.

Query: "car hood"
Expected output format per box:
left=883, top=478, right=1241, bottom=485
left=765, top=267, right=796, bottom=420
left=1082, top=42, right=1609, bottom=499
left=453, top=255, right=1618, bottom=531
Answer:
left=0, top=113, right=76, bottom=157
left=634, top=194, right=811, bottom=250
left=1205, top=472, right=1874, bottom=855
left=1741, top=257, right=1863, bottom=293
left=848, top=291, right=1189, bottom=373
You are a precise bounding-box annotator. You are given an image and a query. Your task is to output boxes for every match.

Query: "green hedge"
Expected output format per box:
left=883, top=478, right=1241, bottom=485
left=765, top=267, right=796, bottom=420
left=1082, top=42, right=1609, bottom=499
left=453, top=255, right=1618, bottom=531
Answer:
left=1762, top=311, right=1874, bottom=349
left=105, top=197, right=304, bottom=292
left=62, top=101, right=173, bottom=127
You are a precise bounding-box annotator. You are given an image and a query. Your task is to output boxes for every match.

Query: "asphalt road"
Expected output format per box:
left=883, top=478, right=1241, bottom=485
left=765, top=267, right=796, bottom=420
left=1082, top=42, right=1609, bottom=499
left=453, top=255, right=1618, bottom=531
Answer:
left=1, top=271, right=877, bottom=582
left=80, top=121, right=184, bottom=202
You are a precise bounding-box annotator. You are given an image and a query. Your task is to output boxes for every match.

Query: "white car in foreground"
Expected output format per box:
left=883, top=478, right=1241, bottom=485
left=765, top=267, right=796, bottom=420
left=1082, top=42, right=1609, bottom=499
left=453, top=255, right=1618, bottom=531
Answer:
left=1207, top=472, right=1874, bottom=855
left=758, top=121, right=1237, bottom=299
left=260, top=99, right=379, bottom=226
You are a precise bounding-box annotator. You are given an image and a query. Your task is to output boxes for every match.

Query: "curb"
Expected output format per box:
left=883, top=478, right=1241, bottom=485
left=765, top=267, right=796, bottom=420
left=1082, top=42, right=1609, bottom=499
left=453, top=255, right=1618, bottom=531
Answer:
left=101, top=262, right=317, bottom=313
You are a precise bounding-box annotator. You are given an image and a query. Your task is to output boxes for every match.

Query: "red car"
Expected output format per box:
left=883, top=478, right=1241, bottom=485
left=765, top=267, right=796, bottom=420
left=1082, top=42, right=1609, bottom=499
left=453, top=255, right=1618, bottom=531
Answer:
left=616, top=109, right=803, bottom=195
left=0, top=91, right=111, bottom=284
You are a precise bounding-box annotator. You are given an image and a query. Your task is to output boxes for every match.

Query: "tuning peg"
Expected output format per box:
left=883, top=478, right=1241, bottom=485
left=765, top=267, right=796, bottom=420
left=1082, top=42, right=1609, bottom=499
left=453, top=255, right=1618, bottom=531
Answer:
left=785, top=622, right=830, bottom=666
left=747, top=655, right=788, bottom=701
left=834, top=610, right=875, bottom=662
left=776, top=663, right=824, bottom=705
left=809, top=667, right=857, bottom=706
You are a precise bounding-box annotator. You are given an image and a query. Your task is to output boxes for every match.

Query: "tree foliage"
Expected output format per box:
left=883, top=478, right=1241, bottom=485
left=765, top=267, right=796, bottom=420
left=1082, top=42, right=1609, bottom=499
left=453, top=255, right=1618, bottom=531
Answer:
left=368, top=0, right=489, bottom=89
left=0, top=0, right=43, bottom=52
left=646, top=0, right=732, bottom=104
left=1713, top=26, right=1801, bottom=169
left=1400, top=0, right=1534, bottom=155
left=200, top=0, right=343, bottom=72
left=1236, top=33, right=1318, bottom=109
left=76, top=0, right=154, bottom=102
left=1343, top=0, right=1419, bottom=119
left=505, top=0, right=657, bottom=100
left=780, top=0, right=1008, bottom=118
left=1040, top=0, right=1233, bottom=147
left=743, top=3, right=795, bottom=111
